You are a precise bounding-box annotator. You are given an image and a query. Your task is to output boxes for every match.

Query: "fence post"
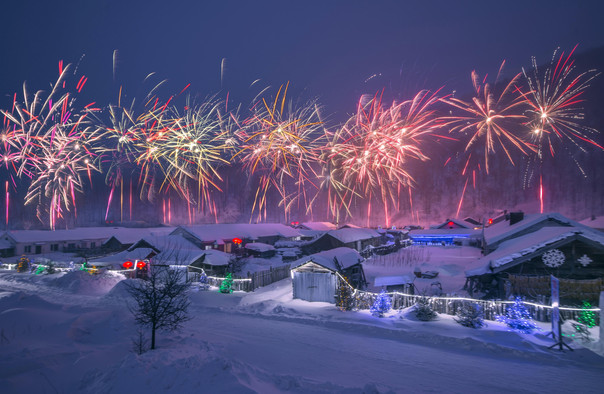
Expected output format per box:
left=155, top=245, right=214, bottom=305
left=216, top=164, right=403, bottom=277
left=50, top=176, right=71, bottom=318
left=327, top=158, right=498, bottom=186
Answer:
left=600, top=291, right=604, bottom=345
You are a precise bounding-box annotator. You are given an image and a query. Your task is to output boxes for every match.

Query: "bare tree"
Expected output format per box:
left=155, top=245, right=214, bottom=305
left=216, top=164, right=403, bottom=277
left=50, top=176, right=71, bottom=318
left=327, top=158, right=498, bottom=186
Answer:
left=125, top=265, right=191, bottom=350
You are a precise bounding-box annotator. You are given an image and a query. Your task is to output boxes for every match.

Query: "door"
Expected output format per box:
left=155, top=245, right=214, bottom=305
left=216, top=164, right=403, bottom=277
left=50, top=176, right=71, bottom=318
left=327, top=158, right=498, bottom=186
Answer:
left=293, top=272, right=336, bottom=303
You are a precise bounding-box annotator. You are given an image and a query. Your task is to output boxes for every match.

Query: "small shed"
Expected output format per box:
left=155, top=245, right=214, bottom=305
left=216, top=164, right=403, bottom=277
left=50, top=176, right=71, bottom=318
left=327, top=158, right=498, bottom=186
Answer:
left=244, top=242, right=276, bottom=258
left=291, top=247, right=366, bottom=303
left=374, top=275, right=414, bottom=293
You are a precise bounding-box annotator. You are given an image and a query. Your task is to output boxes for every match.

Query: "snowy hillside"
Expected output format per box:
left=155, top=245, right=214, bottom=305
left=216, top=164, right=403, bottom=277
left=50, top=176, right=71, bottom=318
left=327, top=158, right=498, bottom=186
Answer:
left=0, top=270, right=603, bottom=393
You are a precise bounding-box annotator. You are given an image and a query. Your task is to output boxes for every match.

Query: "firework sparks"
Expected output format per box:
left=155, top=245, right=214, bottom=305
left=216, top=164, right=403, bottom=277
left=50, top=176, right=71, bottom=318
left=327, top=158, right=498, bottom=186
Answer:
left=319, top=89, right=441, bottom=226
left=516, top=46, right=602, bottom=212
left=233, top=83, right=325, bottom=222
left=1, top=63, right=101, bottom=229
left=441, top=62, right=533, bottom=175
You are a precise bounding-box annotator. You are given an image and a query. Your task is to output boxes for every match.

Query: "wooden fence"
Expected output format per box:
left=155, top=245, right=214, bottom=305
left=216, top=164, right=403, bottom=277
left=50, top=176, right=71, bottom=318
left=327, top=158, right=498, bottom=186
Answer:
left=353, top=290, right=600, bottom=325
left=188, top=264, right=291, bottom=292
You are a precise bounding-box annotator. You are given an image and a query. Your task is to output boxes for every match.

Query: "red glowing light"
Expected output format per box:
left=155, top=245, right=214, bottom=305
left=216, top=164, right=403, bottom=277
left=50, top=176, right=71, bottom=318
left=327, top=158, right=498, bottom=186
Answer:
left=488, top=218, right=493, bottom=225
left=448, top=221, right=454, bottom=227
left=136, top=261, right=146, bottom=269
left=232, top=238, right=242, bottom=245
left=123, top=261, right=133, bottom=269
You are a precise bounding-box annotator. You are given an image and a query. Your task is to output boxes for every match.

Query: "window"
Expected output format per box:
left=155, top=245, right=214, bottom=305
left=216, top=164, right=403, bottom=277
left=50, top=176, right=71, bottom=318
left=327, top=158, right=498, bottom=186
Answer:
left=205, top=245, right=212, bottom=250
left=50, top=244, right=59, bottom=252
left=90, top=242, right=96, bottom=249
left=24, top=245, right=31, bottom=253
left=68, top=243, right=76, bottom=250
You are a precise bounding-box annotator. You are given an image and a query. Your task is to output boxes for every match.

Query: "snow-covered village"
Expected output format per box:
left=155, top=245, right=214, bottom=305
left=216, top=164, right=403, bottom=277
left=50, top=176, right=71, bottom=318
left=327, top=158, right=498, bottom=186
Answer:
left=2, top=1, right=604, bottom=393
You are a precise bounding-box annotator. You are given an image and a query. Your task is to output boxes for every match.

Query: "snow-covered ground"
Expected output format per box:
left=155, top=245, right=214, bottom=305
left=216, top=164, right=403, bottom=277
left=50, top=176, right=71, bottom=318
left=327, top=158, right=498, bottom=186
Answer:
left=364, top=245, right=484, bottom=295
left=0, top=270, right=603, bottom=393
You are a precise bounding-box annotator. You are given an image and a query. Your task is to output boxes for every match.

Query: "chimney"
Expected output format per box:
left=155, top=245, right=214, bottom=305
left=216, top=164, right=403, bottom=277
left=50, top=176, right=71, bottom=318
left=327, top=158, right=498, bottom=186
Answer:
left=509, top=211, right=524, bottom=225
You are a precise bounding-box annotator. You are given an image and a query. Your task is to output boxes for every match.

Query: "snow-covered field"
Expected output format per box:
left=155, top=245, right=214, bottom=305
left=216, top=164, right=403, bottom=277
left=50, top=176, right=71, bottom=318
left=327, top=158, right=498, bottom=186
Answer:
left=0, top=270, right=603, bottom=393
left=363, top=245, right=484, bottom=294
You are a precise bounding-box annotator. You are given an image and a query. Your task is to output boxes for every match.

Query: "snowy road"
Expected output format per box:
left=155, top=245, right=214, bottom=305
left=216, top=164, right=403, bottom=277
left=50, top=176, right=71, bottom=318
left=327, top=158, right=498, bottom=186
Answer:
left=0, top=272, right=603, bottom=393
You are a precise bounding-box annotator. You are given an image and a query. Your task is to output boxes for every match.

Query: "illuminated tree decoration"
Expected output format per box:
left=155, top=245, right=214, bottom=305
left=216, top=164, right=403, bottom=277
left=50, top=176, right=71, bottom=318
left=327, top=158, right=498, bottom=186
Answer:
left=219, top=272, right=234, bottom=294
left=496, top=297, right=538, bottom=333
left=577, top=301, right=597, bottom=328
left=17, top=255, right=30, bottom=273
left=542, top=249, right=565, bottom=268
left=335, top=276, right=355, bottom=311
left=370, top=289, right=392, bottom=317
left=578, top=254, right=592, bottom=267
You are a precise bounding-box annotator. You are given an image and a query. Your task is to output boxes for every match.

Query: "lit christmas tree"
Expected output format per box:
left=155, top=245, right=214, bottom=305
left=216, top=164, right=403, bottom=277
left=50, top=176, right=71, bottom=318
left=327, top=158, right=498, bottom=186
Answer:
left=335, top=276, right=355, bottom=311
left=370, top=289, right=391, bottom=317
left=219, top=273, right=233, bottom=294
left=496, top=297, right=538, bottom=333
left=17, top=255, right=30, bottom=273
left=577, top=301, right=596, bottom=328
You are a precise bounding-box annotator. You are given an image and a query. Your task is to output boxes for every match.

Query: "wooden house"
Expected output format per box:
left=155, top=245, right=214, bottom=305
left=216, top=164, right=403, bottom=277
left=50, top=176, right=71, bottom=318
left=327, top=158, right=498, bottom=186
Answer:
left=171, top=224, right=301, bottom=253
left=302, top=228, right=383, bottom=255
left=291, top=247, right=366, bottom=303
left=482, top=212, right=593, bottom=254
left=465, top=226, right=604, bottom=303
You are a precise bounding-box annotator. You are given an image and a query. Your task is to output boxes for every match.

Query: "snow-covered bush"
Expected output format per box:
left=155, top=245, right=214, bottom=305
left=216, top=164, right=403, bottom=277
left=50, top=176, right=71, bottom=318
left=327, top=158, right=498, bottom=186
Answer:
left=414, top=296, right=437, bottom=321
left=455, top=302, right=486, bottom=328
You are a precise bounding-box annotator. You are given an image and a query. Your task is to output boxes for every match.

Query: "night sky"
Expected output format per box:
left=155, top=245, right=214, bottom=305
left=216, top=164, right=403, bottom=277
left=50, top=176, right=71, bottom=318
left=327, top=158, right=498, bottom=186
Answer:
left=2, top=0, right=604, bottom=121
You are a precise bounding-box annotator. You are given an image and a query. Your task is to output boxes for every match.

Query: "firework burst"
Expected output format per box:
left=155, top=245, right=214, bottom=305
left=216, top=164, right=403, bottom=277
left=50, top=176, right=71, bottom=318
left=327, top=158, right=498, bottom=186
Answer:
left=233, top=83, right=325, bottom=222
left=1, top=62, right=100, bottom=229
left=518, top=46, right=601, bottom=212
left=441, top=62, right=533, bottom=175
left=320, top=89, right=441, bottom=225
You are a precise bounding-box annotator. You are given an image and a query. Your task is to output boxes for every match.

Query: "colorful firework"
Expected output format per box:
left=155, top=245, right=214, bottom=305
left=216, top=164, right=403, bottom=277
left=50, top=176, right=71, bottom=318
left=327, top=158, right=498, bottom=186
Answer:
left=233, top=83, right=325, bottom=222
left=440, top=63, right=535, bottom=217
left=149, top=97, right=232, bottom=222
left=319, top=89, right=442, bottom=226
left=441, top=62, right=533, bottom=175
left=1, top=62, right=100, bottom=229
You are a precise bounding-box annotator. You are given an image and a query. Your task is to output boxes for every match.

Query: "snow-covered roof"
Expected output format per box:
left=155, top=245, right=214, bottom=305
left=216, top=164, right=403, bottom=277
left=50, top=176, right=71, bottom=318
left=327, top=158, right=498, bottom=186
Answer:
left=409, top=228, right=480, bottom=237
left=128, top=234, right=201, bottom=253
left=430, top=218, right=472, bottom=229
left=579, top=216, right=604, bottom=230
left=483, top=212, right=590, bottom=246
left=325, top=228, right=382, bottom=243
left=244, top=242, right=275, bottom=252
left=299, top=222, right=337, bottom=231
left=173, top=223, right=301, bottom=243
left=374, top=275, right=414, bottom=287
left=1, top=226, right=174, bottom=244
left=90, top=248, right=157, bottom=266
left=466, top=227, right=604, bottom=277
left=196, top=249, right=231, bottom=266
left=291, top=247, right=363, bottom=271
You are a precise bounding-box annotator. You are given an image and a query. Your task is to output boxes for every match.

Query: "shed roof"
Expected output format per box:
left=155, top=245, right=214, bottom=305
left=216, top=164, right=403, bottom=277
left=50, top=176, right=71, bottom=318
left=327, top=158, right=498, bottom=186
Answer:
left=244, top=242, right=275, bottom=252
left=325, top=228, right=382, bottom=243
left=374, top=275, right=414, bottom=287
left=291, top=247, right=363, bottom=271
